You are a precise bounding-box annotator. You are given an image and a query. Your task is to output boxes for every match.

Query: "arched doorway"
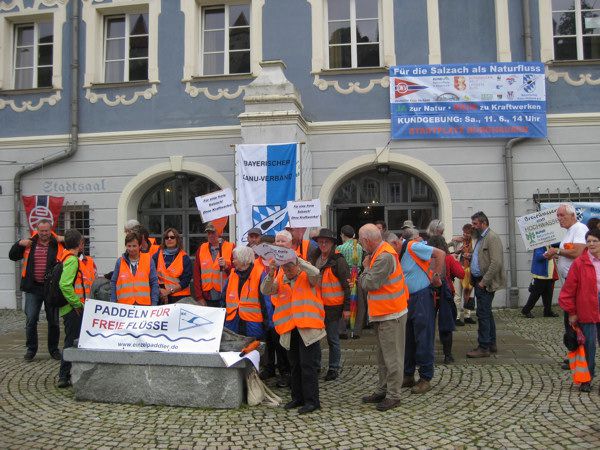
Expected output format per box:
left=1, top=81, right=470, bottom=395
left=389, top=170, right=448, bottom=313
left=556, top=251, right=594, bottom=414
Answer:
left=330, top=168, right=439, bottom=236
left=138, top=173, right=229, bottom=256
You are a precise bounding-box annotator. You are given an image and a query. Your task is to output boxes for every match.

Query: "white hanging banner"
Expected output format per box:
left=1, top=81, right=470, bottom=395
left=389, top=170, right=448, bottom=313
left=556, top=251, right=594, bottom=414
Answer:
left=195, top=188, right=236, bottom=223
left=287, top=199, right=321, bottom=228
left=78, top=300, right=225, bottom=353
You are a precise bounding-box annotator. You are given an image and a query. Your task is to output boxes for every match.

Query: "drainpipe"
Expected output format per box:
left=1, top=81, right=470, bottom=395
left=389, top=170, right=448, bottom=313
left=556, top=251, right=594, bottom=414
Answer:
left=12, top=0, right=80, bottom=310
left=522, top=0, right=533, bottom=62
left=505, top=137, right=526, bottom=308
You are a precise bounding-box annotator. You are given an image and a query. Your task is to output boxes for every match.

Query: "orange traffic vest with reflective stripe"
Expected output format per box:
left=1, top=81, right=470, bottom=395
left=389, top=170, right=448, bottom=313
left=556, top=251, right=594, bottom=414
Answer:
left=198, top=241, right=233, bottom=292
left=568, top=345, right=592, bottom=384
left=74, top=256, right=96, bottom=300
left=21, top=235, right=65, bottom=278
left=407, top=241, right=433, bottom=281
left=225, top=264, right=263, bottom=322
left=320, top=267, right=344, bottom=306
left=294, top=240, right=311, bottom=260
left=115, top=253, right=152, bottom=305
left=367, top=242, right=409, bottom=316
left=156, top=250, right=191, bottom=297
left=272, top=270, right=325, bottom=335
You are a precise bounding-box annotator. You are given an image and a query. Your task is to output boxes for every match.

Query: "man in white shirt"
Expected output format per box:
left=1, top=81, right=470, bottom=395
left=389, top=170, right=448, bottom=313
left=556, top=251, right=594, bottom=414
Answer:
left=545, top=203, right=588, bottom=281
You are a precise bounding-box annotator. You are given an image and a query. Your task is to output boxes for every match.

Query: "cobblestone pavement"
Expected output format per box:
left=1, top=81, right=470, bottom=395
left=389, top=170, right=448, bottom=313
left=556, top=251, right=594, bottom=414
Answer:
left=1, top=307, right=600, bottom=449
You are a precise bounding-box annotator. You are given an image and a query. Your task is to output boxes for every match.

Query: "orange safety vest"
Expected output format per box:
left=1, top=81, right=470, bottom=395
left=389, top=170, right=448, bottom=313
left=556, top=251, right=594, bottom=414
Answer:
left=320, top=266, right=344, bottom=306
left=225, top=264, right=263, bottom=322
left=568, top=344, right=592, bottom=384
left=367, top=242, right=409, bottom=317
left=74, top=255, right=96, bottom=300
left=21, top=234, right=65, bottom=278
left=60, top=253, right=86, bottom=303
left=115, top=253, right=152, bottom=305
left=294, top=240, right=311, bottom=260
left=198, top=241, right=234, bottom=292
left=272, top=270, right=325, bottom=335
left=156, top=250, right=191, bottom=297
left=407, top=241, right=433, bottom=281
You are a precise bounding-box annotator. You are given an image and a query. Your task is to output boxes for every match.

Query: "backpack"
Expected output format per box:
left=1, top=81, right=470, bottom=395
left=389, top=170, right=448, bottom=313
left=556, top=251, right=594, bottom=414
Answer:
left=44, top=255, right=82, bottom=308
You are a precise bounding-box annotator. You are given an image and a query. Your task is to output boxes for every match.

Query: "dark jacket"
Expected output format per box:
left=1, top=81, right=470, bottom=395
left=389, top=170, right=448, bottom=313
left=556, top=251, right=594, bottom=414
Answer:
left=9, top=235, right=61, bottom=294
left=310, top=250, right=351, bottom=316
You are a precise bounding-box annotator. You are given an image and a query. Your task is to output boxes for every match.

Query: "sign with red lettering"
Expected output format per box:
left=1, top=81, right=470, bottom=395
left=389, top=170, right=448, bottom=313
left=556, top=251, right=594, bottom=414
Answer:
left=78, top=300, right=225, bottom=353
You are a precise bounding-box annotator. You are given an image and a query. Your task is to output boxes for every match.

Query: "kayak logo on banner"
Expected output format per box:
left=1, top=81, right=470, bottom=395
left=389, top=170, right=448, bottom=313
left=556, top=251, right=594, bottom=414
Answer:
left=178, top=308, right=213, bottom=332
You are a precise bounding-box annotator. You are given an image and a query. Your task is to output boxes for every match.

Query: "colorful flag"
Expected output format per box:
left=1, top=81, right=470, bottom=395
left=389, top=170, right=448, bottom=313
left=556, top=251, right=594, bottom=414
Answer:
left=22, top=195, right=64, bottom=233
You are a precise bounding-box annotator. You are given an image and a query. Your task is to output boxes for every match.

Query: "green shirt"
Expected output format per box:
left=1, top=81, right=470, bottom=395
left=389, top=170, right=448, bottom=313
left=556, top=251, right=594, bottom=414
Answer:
left=59, top=255, right=84, bottom=317
left=336, top=239, right=363, bottom=270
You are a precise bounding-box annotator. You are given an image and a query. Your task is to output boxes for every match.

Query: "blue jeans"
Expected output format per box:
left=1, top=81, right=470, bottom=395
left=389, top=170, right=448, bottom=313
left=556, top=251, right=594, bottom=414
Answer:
left=324, top=313, right=341, bottom=370
left=24, top=291, right=60, bottom=354
left=404, top=287, right=436, bottom=381
left=580, top=322, right=600, bottom=379
left=474, top=284, right=496, bottom=350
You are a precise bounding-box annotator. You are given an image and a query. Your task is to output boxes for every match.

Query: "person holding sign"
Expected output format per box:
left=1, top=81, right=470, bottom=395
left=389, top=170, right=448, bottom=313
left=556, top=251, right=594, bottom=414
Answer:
left=261, top=253, right=325, bottom=414
left=309, top=228, right=351, bottom=381
left=57, top=229, right=86, bottom=388
left=223, top=246, right=269, bottom=339
left=153, top=228, right=192, bottom=304
left=193, top=222, right=234, bottom=307
left=110, top=232, right=159, bottom=306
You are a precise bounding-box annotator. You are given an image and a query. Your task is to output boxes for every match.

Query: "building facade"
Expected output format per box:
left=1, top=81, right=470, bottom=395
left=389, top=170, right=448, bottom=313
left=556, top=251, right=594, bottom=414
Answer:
left=1, top=0, right=599, bottom=309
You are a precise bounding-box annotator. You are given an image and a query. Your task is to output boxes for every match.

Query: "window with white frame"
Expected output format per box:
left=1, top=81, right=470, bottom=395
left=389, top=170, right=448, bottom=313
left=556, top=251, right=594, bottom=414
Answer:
left=55, top=204, right=92, bottom=255
left=327, top=0, right=381, bottom=69
left=13, top=20, right=53, bottom=89
left=553, top=0, right=600, bottom=60
left=103, top=13, right=149, bottom=83
left=200, top=3, right=251, bottom=75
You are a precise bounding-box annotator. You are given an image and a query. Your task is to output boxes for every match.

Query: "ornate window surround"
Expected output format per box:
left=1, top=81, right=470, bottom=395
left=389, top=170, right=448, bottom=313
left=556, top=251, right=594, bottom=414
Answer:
left=0, top=0, right=66, bottom=112
left=82, top=0, right=161, bottom=105
left=307, top=0, right=395, bottom=94
left=180, top=0, right=264, bottom=100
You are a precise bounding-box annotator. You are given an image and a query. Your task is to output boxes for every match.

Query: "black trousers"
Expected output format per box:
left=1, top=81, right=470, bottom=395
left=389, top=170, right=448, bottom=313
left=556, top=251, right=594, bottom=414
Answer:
left=522, top=278, right=555, bottom=315
left=58, top=309, right=82, bottom=381
left=288, top=328, right=321, bottom=408
left=263, top=328, right=290, bottom=375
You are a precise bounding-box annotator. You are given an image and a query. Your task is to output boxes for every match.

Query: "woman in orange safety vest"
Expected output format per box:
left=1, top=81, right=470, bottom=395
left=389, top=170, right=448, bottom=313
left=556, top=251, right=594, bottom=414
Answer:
left=153, top=228, right=192, bottom=304
left=223, top=246, right=268, bottom=339
left=110, top=232, right=159, bottom=305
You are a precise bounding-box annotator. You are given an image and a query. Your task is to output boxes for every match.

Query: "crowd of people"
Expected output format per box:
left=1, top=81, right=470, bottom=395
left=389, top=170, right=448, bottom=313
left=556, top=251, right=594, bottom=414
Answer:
left=8, top=203, right=600, bottom=411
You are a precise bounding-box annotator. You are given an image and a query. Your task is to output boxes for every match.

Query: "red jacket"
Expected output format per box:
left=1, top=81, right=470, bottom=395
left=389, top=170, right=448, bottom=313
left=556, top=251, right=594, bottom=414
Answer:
left=445, top=254, right=465, bottom=295
left=559, top=249, right=600, bottom=324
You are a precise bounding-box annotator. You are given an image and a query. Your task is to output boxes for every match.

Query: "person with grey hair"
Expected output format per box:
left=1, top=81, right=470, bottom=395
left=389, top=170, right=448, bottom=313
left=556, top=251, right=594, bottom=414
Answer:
left=544, top=203, right=588, bottom=282
left=124, top=219, right=140, bottom=234
left=426, top=219, right=445, bottom=238
left=223, top=246, right=269, bottom=339
left=275, top=230, right=293, bottom=247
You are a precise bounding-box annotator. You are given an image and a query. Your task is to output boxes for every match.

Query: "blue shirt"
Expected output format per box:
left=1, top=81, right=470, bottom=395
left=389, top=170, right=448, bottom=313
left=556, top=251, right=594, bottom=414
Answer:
left=470, top=228, right=489, bottom=277
left=400, top=241, right=434, bottom=294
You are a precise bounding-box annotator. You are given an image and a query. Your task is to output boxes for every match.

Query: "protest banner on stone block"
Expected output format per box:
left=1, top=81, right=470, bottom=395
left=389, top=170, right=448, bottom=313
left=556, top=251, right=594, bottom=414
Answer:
left=195, top=188, right=236, bottom=223
left=78, top=300, right=225, bottom=353
left=516, top=207, right=565, bottom=251
left=287, top=199, right=321, bottom=228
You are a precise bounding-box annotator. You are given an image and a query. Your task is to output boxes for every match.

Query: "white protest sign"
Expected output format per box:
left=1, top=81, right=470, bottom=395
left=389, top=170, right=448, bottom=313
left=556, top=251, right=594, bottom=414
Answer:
left=78, top=300, right=225, bottom=353
left=195, top=188, right=236, bottom=223
left=516, top=207, right=565, bottom=251
left=253, top=243, right=297, bottom=266
left=287, top=199, right=321, bottom=228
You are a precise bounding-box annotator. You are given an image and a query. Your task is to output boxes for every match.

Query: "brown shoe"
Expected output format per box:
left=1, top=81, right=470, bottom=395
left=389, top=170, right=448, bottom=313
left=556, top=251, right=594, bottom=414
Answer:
left=411, top=379, right=432, bottom=394
left=466, top=346, right=490, bottom=358
left=376, top=398, right=401, bottom=411
left=362, top=392, right=386, bottom=404
left=489, top=343, right=498, bottom=353
left=401, top=376, right=416, bottom=388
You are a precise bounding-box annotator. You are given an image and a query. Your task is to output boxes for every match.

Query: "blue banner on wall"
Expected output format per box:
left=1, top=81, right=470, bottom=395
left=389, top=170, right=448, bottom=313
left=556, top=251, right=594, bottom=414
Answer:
left=389, top=62, right=547, bottom=140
